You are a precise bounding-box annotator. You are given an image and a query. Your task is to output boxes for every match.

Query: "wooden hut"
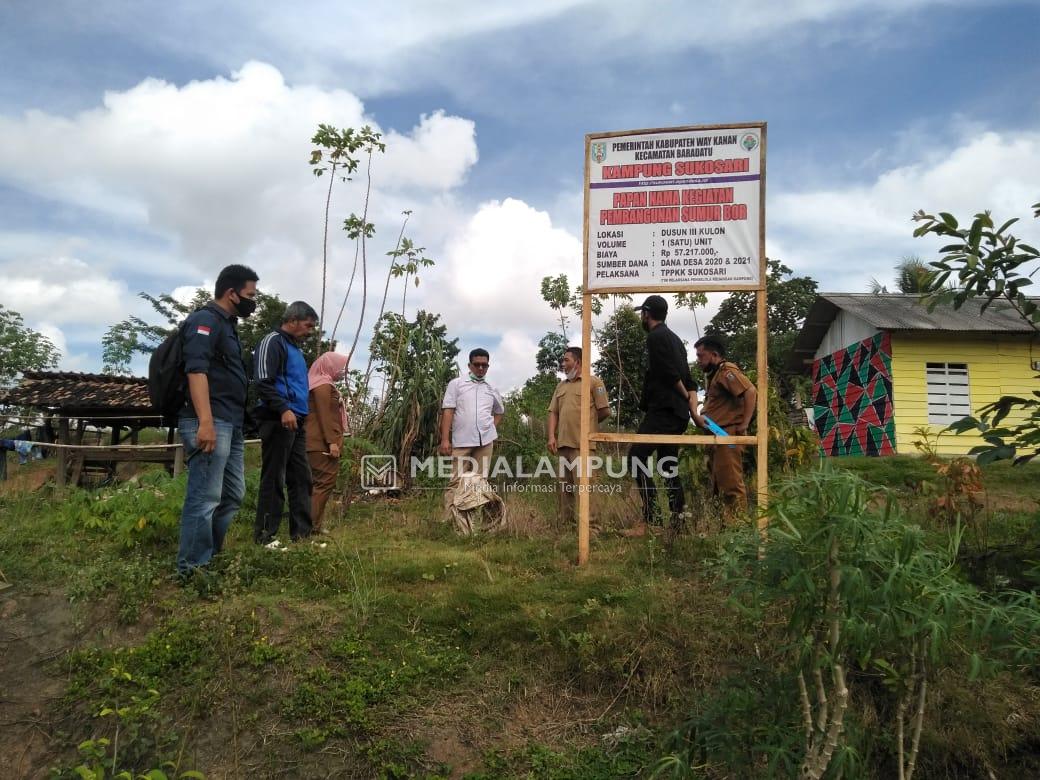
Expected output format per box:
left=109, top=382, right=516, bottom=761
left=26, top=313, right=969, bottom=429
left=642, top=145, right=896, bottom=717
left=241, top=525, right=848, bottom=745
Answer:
left=0, top=371, right=180, bottom=485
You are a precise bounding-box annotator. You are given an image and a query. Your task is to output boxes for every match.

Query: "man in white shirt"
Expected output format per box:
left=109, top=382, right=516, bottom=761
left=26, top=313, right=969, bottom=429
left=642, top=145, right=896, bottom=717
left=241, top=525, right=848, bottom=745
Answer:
left=439, top=348, right=505, bottom=498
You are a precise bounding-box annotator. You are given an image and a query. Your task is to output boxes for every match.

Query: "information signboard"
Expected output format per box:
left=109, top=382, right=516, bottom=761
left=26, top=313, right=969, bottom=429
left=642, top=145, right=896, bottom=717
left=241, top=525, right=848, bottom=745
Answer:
left=586, top=125, right=763, bottom=290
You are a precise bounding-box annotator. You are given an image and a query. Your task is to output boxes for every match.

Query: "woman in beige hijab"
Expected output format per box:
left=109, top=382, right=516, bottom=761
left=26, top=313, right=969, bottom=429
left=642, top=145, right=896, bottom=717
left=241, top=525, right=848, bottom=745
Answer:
left=306, top=352, right=349, bottom=533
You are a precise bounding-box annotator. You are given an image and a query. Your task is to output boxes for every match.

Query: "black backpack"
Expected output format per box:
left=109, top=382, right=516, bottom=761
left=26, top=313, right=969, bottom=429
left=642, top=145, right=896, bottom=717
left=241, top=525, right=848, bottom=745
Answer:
left=148, top=319, right=191, bottom=426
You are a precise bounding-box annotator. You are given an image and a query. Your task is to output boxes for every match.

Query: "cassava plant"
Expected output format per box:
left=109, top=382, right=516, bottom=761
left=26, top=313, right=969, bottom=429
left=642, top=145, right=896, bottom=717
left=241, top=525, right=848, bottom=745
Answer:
left=663, top=469, right=1040, bottom=779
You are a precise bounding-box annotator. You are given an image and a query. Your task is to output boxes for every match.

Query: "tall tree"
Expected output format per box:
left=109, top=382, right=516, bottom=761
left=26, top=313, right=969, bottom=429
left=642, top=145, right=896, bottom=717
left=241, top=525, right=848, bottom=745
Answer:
left=706, top=258, right=818, bottom=381
left=0, top=305, right=60, bottom=386
left=541, top=274, right=572, bottom=340
left=102, top=290, right=288, bottom=375
left=309, top=124, right=384, bottom=355
left=593, top=305, right=647, bottom=429
left=535, top=332, right=568, bottom=375
left=339, top=129, right=386, bottom=370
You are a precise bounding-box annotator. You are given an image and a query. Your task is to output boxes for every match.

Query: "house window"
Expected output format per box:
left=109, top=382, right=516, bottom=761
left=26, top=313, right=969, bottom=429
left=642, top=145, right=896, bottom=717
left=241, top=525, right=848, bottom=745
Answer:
left=926, top=362, right=971, bottom=424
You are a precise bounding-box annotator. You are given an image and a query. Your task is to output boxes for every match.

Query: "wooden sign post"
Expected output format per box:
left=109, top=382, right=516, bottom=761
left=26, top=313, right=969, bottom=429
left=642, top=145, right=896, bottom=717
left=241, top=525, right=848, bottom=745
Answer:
left=578, top=122, right=768, bottom=565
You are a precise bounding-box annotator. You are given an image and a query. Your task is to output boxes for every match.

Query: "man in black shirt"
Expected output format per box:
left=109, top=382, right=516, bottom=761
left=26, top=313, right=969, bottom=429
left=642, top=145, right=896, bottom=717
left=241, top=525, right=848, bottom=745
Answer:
left=624, top=295, right=698, bottom=537
left=177, top=264, right=258, bottom=576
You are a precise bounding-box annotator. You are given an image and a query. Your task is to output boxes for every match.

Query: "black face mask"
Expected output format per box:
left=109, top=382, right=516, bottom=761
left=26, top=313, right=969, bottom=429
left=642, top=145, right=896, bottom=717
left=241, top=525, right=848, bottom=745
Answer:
left=233, top=294, right=257, bottom=318
left=704, top=361, right=720, bottom=375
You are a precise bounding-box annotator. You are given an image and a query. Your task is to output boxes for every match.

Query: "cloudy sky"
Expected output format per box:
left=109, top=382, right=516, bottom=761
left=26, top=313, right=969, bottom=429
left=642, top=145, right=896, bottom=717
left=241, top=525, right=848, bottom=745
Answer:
left=2, top=0, right=1038, bottom=390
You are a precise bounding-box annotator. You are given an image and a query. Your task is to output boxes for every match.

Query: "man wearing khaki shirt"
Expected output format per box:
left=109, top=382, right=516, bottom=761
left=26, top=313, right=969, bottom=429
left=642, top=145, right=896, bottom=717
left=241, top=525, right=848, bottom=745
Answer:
left=692, top=335, right=756, bottom=522
left=439, top=349, right=505, bottom=502
left=547, top=346, right=611, bottom=525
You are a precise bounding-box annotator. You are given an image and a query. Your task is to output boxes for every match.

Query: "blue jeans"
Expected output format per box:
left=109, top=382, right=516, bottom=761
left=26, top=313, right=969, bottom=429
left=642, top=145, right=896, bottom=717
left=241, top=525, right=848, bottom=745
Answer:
left=177, top=417, right=246, bottom=574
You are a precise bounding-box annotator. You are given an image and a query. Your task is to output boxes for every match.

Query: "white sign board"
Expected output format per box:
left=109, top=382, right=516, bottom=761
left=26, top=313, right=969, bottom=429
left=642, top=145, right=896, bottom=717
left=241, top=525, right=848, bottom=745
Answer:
left=586, top=125, right=763, bottom=290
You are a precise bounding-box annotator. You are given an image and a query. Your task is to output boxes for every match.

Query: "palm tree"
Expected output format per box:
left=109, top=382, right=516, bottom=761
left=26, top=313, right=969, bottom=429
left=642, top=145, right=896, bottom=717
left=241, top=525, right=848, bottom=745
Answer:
left=869, top=256, right=934, bottom=294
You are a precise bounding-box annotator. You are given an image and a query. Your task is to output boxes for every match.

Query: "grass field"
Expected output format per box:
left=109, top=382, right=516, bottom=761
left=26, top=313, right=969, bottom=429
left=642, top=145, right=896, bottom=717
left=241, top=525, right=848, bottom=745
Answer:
left=0, top=454, right=1038, bottom=778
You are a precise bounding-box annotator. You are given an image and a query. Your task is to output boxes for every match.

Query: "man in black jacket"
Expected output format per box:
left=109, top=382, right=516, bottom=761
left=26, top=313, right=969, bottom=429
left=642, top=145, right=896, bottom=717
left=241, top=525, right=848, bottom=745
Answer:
left=624, top=295, right=698, bottom=537
left=177, top=264, right=258, bottom=576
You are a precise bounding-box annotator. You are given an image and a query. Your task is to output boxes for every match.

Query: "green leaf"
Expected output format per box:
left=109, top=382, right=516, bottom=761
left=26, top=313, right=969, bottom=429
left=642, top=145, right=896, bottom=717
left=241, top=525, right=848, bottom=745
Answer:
left=995, top=217, right=1020, bottom=234
left=968, top=652, right=982, bottom=681
left=965, top=218, right=981, bottom=248
left=977, top=445, right=1015, bottom=465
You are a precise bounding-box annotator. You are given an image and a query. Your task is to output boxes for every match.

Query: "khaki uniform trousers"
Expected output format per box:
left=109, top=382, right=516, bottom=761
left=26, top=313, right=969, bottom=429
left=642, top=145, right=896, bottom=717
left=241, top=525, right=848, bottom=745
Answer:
left=709, top=442, right=747, bottom=521
left=556, top=446, right=580, bottom=525
left=555, top=447, right=601, bottom=530
left=308, top=451, right=340, bottom=531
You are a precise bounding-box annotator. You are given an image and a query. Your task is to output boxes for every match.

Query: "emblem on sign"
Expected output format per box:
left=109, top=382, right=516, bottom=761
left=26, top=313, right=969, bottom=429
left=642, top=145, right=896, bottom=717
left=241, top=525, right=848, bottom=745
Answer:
left=740, top=133, right=759, bottom=152
left=590, top=142, right=607, bottom=163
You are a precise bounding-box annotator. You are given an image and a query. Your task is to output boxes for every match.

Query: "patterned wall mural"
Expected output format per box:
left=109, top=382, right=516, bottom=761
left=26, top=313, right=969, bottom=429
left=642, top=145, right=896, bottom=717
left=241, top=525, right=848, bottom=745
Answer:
left=812, top=332, right=895, bottom=456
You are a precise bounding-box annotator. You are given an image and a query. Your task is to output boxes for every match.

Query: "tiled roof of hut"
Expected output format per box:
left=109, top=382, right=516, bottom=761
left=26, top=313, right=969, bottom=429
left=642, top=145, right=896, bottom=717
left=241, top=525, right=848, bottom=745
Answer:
left=0, top=371, right=153, bottom=412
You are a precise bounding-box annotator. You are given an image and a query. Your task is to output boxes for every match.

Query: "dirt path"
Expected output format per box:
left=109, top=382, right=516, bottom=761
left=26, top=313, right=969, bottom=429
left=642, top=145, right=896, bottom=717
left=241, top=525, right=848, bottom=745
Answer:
left=0, top=587, right=80, bottom=778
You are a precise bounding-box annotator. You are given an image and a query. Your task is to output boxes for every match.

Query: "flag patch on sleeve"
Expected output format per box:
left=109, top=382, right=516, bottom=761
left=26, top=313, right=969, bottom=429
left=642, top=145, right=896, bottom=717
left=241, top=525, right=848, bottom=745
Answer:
left=196, top=325, right=211, bottom=336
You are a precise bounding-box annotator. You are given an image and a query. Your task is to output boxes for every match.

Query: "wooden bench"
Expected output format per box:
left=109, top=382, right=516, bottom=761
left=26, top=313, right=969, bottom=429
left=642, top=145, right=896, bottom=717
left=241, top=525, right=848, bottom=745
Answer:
left=56, top=445, right=183, bottom=488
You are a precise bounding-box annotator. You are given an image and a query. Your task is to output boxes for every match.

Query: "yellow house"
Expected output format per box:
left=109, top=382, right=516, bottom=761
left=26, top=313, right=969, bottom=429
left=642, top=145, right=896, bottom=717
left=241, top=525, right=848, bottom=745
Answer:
left=788, top=294, right=1039, bottom=456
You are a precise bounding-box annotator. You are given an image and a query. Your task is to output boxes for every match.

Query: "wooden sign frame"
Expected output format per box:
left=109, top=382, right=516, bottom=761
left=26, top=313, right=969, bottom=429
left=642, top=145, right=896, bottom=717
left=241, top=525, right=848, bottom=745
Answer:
left=577, top=122, right=768, bottom=565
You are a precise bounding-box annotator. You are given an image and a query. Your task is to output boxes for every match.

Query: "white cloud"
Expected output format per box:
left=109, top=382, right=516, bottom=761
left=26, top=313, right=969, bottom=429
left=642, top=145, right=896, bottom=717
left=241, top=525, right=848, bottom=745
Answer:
left=0, top=256, right=129, bottom=327
left=771, top=129, right=1040, bottom=291
left=485, top=329, right=544, bottom=393
left=25, top=322, right=95, bottom=373
left=3, top=54, right=1036, bottom=387
left=379, top=112, right=479, bottom=190
left=0, top=62, right=477, bottom=263
left=34, top=322, right=67, bottom=358
left=0, top=62, right=481, bottom=369
left=440, top=198, right=583, bottom=336
left=431, top=198, right=748, bottom=390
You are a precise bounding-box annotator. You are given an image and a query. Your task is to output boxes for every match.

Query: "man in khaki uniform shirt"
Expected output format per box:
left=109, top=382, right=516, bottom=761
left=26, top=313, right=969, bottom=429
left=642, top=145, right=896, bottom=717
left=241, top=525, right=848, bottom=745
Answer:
left=547, top=347, right=611, bottom=525
left=692, top=335, right=757, bottom=520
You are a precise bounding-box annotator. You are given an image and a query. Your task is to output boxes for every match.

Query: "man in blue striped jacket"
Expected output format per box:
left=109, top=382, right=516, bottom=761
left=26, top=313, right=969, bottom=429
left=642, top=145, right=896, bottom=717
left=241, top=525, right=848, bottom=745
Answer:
left=253, top=301, right=319, bottom=546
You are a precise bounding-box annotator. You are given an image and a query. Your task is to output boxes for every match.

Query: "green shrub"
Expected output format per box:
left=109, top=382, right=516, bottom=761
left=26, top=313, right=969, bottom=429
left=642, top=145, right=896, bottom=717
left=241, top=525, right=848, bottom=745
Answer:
left=57, top=472, right=185, bottom=549
left=661, top=468, right=1040, bottom=779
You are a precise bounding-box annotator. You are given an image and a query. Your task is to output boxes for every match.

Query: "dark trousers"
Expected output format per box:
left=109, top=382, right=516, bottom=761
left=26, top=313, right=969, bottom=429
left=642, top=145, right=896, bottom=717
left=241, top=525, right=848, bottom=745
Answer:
left=255, top=417, right=313, bottom=543
left=630, top=410, right=689, bottom=526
